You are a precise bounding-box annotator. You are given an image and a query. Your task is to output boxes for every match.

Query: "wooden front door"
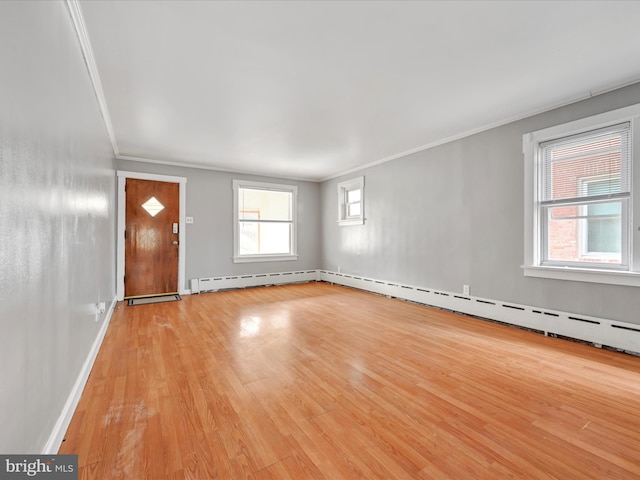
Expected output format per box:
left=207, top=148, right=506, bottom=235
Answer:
left=125, top=178, right=179, bottom=298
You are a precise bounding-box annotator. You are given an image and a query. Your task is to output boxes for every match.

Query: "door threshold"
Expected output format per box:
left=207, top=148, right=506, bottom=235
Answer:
left=127, top=294, right=181, bottom=306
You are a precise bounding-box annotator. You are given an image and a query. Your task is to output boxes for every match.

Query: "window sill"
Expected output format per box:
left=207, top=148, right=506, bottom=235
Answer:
left=522, top=265, right=640, bottom=287
left=338, top=218, right=364, bottom=226
left=233, top=254, right=298, bottom=264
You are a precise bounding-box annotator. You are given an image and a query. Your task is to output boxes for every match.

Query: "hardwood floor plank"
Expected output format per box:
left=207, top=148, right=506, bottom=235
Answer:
left=60, top=283, right=640, bottom=478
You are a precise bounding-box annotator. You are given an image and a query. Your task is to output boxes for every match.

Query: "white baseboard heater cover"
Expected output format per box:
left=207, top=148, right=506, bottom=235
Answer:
left=190, top=268, right=639, bottom=355
left=191, top=270, right=319, bottom=294
left=319, top=270, right=640, bottom=355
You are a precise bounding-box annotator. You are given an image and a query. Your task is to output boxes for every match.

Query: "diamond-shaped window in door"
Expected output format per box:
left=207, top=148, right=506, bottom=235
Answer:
left=141, top=196, right=165, bottom=217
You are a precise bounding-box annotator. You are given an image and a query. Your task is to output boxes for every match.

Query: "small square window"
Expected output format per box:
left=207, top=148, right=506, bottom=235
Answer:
left=338, top=176, right=364, bottom=226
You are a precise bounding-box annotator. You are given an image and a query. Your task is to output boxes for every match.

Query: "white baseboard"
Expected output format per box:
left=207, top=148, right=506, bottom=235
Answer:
left=192, top=270, right=320, bottom=293
left=189, top=268, right=640, bottom=354
left=42, top=296, right=118, bottom=454
left=319, top=270, right=640, bottom=355
left=39, top=271, right=638, bottom=454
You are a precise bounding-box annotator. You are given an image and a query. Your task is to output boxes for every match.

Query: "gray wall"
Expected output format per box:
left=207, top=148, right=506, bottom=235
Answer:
left=321, top=83, right=640, bottom=324
left=2, top=0, right=637, bottom=454
left=116, top=159, right=321, bottom=284
left=0, top=2, right=116, bottom=452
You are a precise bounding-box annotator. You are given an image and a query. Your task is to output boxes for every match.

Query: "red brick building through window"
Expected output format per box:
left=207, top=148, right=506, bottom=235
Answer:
left=543, top=130, right=626, bottom=265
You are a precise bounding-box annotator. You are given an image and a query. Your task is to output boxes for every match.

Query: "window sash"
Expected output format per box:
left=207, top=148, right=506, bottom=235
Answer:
left=540, top=197, right=629, bottom=269
left=238, top=187, right=292, bottom=222
left=539, top=123, right=631, bottom=204
left=238, top=221, right=293, bottom=256
left=344, top=188, right=362, bottom=219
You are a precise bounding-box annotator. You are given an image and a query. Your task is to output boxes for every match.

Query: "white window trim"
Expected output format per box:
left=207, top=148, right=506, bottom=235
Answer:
left=232, top=179, right=298, bottom=263
left=337, top=176, right=365, bottom=226
left=523, top=103, right=640, bottom=287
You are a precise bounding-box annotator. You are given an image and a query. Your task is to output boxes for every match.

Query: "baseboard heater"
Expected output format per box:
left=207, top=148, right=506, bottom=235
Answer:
left=189, top=268, right=639, bottom=355
left=318, top=270, right=640, bottom=356
left=190, top=270, right=319, bottom=293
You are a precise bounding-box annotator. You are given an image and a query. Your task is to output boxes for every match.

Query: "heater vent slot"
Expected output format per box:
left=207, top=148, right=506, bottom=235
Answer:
left=477, top=299, right=496, bottom=305
left=611, top=324, right=640, bottom=333
left=568, top=316, right=600, bottom=325
left=502, top=304, right=524, bottom=311
left=454, top=296, right=471, bottom=301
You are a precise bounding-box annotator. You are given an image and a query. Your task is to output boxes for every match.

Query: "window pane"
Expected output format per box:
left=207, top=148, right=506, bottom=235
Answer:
left=585, top=181, right=621, bottom=253
left=347, top=188, right=361, bottom=203
left=545, top=203, right=622, bottom=264
left=587, top=202, right=621, bottom=253
left=239, top=188, right=292, bottom=221
left=239, top=222, right=291, bottom=255
left=541, top=125, right=630, bottom=202
left=239, top=221, right=259, bottom=255
left=585, top=178, right=621, bottom=197
left=347, top=202, right=361, bottom=217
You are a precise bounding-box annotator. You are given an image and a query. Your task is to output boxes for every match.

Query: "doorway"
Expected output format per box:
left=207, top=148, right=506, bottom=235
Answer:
left=116, top=171, right=187, bottom=301
left=125, top=178, right=179, bottom=298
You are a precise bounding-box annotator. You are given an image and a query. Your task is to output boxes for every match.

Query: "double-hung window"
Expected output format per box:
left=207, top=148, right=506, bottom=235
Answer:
left=523, top=103, right=640, bottom=286
left=539, top=123, right=630, bottom=267
left=338, top=176, right=364, bottom=226
left=233, top=180, right=297, bottom=263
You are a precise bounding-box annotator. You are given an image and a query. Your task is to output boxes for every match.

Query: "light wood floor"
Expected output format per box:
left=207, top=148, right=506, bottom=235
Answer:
left=60, top=282, right=640, bottom=479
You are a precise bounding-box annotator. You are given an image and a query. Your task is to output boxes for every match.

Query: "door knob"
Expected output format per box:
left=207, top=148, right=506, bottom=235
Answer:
left=172, top=241, right=179, bottom=245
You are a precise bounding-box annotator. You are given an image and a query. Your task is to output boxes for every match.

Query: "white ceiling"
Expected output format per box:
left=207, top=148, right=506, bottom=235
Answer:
left=80, top=0, right=640, bottom=182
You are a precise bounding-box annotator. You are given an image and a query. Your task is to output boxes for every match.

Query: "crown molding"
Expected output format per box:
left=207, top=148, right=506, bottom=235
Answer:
left=66, top=0, right=119, bottom=157
left=116, top=154, right=318, bottom=183
left=63, top=0, right=640, bottom=184
left=321, top=76, right=640, bottom=182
